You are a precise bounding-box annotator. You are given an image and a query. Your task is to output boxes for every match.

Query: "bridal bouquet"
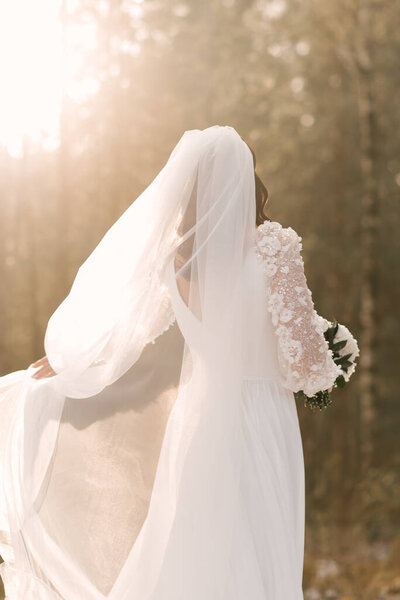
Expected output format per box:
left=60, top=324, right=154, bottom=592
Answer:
left=297, top=319, right=360, bottom=412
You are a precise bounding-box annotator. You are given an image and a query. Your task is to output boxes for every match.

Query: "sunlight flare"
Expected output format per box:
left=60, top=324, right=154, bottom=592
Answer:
left=0, top=0, right=98, bottom=158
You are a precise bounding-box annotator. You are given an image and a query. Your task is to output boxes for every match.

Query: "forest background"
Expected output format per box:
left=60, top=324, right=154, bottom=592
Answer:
left=0, top=1, right=399, bottom=598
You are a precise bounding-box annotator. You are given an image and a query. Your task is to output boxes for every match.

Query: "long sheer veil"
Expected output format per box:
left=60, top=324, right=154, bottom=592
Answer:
left=0, top=125, right=257, bottom=599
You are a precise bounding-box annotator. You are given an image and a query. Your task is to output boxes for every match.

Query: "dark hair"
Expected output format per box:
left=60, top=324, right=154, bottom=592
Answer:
left=246, top=143, right=271, bottom=226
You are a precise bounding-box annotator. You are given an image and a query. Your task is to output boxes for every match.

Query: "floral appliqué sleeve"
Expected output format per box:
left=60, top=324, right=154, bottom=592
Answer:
left=255, top=221, right=341, bottom=397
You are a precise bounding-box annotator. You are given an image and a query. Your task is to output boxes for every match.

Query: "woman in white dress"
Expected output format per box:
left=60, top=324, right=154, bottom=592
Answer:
left=0, top=125, right=340, bottom=600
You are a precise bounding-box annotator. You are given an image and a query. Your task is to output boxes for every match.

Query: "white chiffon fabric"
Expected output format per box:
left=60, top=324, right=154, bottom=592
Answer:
left=0, top=125, right=308, bottom=599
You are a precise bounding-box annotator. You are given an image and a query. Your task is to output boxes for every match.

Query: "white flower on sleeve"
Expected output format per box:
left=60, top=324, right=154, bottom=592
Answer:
left=280, top=308, right=293, bottom=323
left=264, top=263, right=278, bottom=276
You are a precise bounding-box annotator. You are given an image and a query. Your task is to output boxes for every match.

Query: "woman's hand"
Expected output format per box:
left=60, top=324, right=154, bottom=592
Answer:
left=30, top=356, right=56, bottom=379
left=328, top=386, right=333, bottom=393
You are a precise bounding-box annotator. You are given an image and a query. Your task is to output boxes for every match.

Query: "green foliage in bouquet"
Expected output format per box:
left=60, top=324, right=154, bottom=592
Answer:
left=295, top=319, right=356, bottom=412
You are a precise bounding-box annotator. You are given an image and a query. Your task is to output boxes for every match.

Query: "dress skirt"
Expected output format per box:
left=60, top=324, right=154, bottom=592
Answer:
left=225, top=377, right=305, bottom=600
left=0, top=374, right=305, bottom=600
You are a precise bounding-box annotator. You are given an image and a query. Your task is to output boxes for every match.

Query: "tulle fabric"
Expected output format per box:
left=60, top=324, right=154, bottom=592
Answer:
left=0, top=125, right=305, bottom=599
left=0, top=375, right=305, bottom=600
left=228, top=378, right=304, bottom=599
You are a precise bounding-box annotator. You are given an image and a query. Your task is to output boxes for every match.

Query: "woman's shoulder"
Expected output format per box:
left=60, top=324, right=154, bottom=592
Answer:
left=256, top=220, right=302, bottom=253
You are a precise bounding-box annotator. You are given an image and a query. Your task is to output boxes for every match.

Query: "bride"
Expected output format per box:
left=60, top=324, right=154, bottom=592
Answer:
left=0, top=125, right=341, bottom=600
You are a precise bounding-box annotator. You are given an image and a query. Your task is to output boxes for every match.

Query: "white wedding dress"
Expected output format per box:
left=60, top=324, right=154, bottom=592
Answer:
left=0, top=126, right=340, bottom=600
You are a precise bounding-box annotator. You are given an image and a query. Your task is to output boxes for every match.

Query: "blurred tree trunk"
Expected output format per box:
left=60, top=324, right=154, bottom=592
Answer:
left=312, top=0, right=380, bottom=474
left=56, top=0, right=70, bottom=298
left=353, top=0, right=380, bottom=473
left=20, top=137, right=41, bottom=359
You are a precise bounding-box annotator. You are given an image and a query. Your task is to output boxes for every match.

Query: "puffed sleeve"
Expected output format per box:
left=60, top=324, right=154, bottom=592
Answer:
left=255, top=221, right=341, bottom=397
left=45, top=254, right=177, bottom=398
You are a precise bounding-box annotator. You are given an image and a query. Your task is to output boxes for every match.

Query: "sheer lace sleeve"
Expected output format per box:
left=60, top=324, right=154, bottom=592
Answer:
left=146, top=281, right=176, bottom=345
left=255, top=221, right=341, bottom=397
